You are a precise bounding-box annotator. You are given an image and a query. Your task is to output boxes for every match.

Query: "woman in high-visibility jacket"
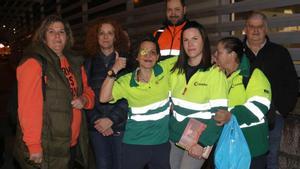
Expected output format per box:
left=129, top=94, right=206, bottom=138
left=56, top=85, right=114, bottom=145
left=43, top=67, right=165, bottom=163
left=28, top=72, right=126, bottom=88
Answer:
left=99, top=36, right=177, bottom=169
left=214, top=37, right=271, bottom=169
left=169, top=21, right=229, bottom=169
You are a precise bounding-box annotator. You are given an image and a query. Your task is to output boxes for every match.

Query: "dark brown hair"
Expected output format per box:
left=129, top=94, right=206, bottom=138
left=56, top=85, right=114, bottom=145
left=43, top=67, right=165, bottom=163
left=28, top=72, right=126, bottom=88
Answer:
left=166, top=0, right=186, bottom=6
left=171, top=21, right=211, bottom=73
left=218, top=37, right=244, bottom=62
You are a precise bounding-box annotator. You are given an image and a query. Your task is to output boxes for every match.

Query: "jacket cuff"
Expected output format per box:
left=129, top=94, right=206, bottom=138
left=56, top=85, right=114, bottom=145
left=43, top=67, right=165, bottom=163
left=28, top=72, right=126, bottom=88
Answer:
left=82, top=93, right=94, bottom=109
left=90, top=114, right=101, bottom=124
left=106, top=114, right=117, bottom=126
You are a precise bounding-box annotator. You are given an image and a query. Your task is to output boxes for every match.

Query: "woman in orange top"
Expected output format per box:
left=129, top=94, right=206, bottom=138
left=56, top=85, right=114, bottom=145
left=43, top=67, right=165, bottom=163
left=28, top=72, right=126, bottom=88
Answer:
left=14, top=15, right=94, bottom=169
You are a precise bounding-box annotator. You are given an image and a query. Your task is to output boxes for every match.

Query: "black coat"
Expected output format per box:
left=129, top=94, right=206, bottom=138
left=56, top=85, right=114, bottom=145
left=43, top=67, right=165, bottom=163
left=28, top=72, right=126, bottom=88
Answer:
left=84, top=51, right=128, bottom=132
left=243, top=37, right=298, bottom=117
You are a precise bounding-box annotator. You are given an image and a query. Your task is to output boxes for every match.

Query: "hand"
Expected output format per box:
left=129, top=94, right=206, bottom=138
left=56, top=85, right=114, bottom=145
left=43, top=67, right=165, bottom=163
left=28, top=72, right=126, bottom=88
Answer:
left=187, top=144, right=204, bottom=159
left=71, top=96, right=87, bottom=109
left=94, top=118, right=113, bottom=133
left=111, top=51, right=126, bottom=74
left=214, top=109, right=231, bottom=126
left=102, top=128, right=114, bottom=136
left=29, top=152, right=43, bottom=164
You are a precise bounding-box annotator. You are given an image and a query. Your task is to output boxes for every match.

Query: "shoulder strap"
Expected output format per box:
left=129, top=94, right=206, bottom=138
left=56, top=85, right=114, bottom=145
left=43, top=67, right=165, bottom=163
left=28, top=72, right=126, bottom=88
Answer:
left=36, top=54, right=47, bottom=101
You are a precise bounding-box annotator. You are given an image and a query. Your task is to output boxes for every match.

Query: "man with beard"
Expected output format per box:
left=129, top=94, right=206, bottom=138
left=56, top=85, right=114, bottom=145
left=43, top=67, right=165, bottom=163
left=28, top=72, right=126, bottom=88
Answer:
left=154, top=0, right=189, bottom=61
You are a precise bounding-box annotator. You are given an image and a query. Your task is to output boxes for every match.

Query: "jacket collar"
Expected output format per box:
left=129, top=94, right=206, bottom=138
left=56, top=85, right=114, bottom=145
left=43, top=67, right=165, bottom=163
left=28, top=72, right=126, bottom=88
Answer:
left=164, top=17, right=188, bottom=27
left=237, top=54, right=251, bottom=77
left=243, top=36, right=270, bottom=48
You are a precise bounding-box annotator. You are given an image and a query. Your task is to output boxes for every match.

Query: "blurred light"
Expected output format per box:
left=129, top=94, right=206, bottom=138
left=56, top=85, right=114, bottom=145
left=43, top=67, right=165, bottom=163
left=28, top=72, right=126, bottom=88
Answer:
left=284, top=9, right=293, bottom=14
left=2, top=25, right=6, bottom=28
left=133, top=0, right=139, bottom=4
left=0, top=43, right=4, bottom=48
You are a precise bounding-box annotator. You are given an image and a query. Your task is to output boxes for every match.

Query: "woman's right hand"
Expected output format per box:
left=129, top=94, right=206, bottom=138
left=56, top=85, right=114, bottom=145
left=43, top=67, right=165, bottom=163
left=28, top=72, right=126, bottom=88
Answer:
left=214, top=109, right=231, bottom=126
left=112, top=51, right=126, bottom=74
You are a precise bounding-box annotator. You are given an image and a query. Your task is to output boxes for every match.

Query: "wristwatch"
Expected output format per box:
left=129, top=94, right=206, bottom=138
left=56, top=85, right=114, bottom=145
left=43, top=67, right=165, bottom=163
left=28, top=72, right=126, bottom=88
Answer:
left=107, top=69, right=117, bottom=78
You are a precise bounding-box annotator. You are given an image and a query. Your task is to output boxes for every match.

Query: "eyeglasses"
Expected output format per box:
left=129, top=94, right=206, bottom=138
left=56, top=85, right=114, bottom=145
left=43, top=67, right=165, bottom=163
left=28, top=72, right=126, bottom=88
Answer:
left=246, top=24, right=265, bottom=30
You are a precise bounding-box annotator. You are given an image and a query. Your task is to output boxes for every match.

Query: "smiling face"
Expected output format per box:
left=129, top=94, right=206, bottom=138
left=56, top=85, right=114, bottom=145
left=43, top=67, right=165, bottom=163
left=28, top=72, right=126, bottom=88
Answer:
left=136, top=41, right=159, bottom=70
left=45, top=21, right=66, bottom=56
left=182, top=28, right=204, bottom=60
left=166, top=0, right=186, bottom=25
left=98, top=23, right=115, bottom=51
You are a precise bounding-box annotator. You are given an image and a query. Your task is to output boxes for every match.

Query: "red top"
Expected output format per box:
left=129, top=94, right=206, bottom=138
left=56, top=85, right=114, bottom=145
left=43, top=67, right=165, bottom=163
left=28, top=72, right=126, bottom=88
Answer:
left=17, top=58, right=94, bottom=154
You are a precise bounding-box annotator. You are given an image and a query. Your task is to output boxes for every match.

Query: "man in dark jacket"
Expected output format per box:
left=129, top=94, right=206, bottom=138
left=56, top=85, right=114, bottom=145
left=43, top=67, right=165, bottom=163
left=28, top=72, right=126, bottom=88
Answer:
left=243, top=11, right=298, bottom=169
left=153, top=0, right=189, bottom=60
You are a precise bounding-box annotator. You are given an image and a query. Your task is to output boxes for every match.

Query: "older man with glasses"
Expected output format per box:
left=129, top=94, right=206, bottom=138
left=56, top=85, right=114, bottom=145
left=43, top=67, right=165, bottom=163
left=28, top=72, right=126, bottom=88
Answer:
left=243, top=11, right=298, bottom=169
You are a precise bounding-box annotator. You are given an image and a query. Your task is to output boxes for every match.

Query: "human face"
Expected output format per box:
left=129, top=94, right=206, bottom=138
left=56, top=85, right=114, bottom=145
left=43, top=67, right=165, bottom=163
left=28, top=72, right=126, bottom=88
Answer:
left=244, top=17, right=267, bottom=44
left=183, top=28, right=204, bottom=61
left=214, top=42, right=231, bottom=71
left=166, top=0, right=186, bottom=25
left=45, top=22, right=66, bottom=56
left=98, top=23, right=115, bottom=50
left=137, top=41, right=159, bottom=70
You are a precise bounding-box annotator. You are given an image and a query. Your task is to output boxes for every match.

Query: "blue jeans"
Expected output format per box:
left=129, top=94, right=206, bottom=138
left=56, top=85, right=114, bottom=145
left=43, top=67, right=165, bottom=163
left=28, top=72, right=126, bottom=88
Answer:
left=89, top=131, right=124, bottom=169
left=267, top=113, right=284, bottom=169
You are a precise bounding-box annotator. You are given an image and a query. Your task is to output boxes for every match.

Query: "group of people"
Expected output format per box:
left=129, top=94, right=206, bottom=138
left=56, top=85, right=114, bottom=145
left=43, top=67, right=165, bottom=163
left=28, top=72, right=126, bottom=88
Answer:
left=14, top=0, right=298, bottom=169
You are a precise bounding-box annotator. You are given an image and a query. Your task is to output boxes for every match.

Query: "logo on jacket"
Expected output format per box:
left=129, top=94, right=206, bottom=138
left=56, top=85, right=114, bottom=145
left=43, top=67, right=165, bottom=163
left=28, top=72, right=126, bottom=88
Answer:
left=194, top=82, right=208, bottom=86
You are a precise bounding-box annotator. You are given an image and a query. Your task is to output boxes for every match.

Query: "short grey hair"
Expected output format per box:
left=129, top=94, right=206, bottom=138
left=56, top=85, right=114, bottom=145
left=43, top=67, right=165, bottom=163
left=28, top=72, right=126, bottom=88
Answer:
left=246, top=11, right=268, bottom=27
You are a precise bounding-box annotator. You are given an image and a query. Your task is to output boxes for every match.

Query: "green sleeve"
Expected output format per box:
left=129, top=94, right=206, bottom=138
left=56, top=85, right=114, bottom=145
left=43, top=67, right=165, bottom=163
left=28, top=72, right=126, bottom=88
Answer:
left=159, top=56, right=178, bottom=73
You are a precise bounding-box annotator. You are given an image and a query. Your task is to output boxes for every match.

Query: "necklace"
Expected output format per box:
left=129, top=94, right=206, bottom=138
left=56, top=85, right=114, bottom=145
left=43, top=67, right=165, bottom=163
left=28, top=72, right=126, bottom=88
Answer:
left=138, top=70, right=150, bottom=83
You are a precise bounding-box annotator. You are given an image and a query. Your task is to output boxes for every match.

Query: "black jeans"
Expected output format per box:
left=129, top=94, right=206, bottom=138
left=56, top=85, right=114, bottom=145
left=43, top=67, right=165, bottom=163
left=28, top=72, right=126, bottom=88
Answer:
left=69, top=145, right=77, bottom=169
left=250, top=153, right=267, bottom=169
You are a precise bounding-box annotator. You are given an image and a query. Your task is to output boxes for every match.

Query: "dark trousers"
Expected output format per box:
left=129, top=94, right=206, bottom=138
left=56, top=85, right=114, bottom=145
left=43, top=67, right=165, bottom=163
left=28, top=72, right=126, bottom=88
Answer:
left=267, top=113, right=284, bottom=169
left=250, top=154, right=267, bottom=169
left=122, top=142, right=171, bottom=169
left=90, top=130, right=123, bottom=169
left=69, top=145, right=76, bottom=169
